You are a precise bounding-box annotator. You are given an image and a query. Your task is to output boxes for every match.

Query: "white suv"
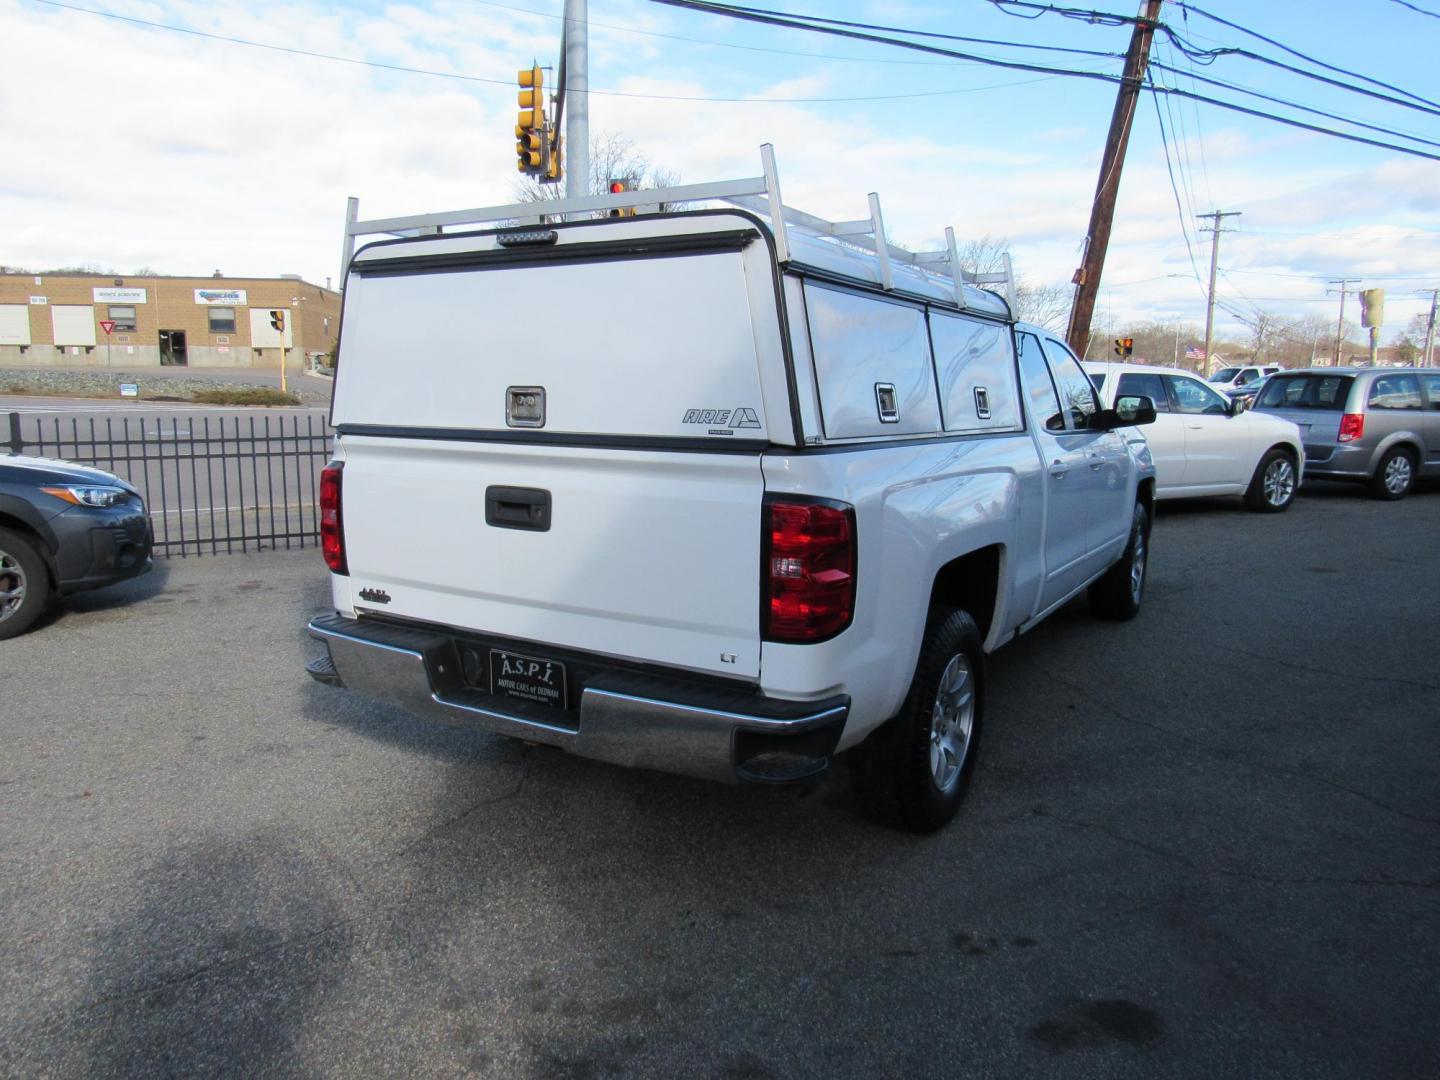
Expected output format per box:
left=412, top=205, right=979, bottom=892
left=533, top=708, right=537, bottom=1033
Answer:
left=1085, top=362, right=1303, bottom=512
left=1210, top=364, right=1280, bottom=394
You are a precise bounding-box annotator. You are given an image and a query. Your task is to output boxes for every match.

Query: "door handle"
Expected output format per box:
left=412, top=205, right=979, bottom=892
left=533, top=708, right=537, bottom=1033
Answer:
left=1050, top=459, right=1069, bottom=479
left=1088, top=452, right=1103, bottom=470
left=485, top=486, right=551, bottom=531
left=1187, top=423, right=1204, bottom=430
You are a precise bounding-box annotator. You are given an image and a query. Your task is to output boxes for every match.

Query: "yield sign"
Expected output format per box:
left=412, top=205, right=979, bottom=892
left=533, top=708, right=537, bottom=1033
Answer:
left=99, top=320, right=116, bottom=334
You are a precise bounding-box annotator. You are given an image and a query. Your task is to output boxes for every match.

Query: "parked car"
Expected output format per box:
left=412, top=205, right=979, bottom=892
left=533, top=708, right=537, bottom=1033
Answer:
left=305, top=160, right=1160, bottom=834
left=1251, top=367, right=1440, bottom=500
left=1227, top=374, right=1270, bottom=411
left=0, top=455, right=153, bottom=639
left=1210, top=364, right=1280, bottom=394
left=1084, top=362, right=1304, bottom=512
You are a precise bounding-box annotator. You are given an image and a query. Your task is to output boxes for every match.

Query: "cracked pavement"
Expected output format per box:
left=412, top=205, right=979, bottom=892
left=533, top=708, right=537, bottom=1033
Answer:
left=1, top=480, right=1436, bottom=1078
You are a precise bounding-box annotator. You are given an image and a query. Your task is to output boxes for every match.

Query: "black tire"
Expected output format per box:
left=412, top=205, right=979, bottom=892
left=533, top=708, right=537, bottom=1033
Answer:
left=1088, top=501, right=1149, bottom=621
left=0, top=527, right=52, bottom=641
left=1244, top=448, right=1298, bottom=513
left=850, top=607, right=985, bottom=834
left=1369, top=446, right=1416, bottom=501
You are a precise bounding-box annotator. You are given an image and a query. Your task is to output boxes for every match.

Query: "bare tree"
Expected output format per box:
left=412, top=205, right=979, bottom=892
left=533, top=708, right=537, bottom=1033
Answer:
left=949, top=234, right=1069, bottom=331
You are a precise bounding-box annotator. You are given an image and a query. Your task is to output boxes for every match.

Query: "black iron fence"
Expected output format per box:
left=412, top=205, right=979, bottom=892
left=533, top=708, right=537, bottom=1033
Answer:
left=5, top=411, right=333, bottom=557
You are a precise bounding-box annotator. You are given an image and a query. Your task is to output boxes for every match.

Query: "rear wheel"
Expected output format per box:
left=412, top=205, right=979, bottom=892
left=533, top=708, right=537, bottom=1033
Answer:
left=0, top=528, right=51, bottom=641
left=851, top=607, right=984, bottom=834
left=1244, top=448, right=1298, bottom=512
left=1370, top=447, right=1416, bottom=501
left=1088, top=501, right=1149, bottom=621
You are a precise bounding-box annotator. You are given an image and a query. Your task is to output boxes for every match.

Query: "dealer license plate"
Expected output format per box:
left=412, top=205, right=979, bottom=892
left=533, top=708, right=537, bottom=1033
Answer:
left=489, top=649, right=567, bottom=710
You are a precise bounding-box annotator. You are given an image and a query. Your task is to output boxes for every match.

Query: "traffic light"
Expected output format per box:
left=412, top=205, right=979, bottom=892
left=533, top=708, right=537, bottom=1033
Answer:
left=607, top=178, right=635, bottom=218
left=1113, top=337, right=1133, bottom=358
left=543, top=128, right=562, bottom=183
left=270, top=309, right=286, bottom=333
left=516, top=65, right=546, bottom=175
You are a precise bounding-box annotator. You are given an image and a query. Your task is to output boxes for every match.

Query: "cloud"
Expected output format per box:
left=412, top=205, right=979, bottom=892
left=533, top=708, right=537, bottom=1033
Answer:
left=2, top=0, right=1434, bottom=344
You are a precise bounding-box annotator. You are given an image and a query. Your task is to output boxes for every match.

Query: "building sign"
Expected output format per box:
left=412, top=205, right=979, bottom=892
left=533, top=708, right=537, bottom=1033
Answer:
left=93, top=287, right=147, bottom=304
left=29, top=296, right=47, bottom=305
left=194, top=288, right=247, bottom=305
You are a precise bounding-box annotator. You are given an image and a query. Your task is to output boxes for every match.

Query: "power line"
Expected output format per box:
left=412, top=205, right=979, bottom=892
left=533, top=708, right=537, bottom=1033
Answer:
left=1170, top=0, right=1440, bottom=111
left=1149, top=60, right=1440, bottom=150
left=17, top=0, right=1099, bottom=103
left=1147, top=70, right=1207, bottom=298
left=616, top=0, right=1125, bottom=57
left=989, top=0, right=1440, bottom=117
left=1388, top=0, right=1440, bottom=19
left=646, top=0, right=1440, bottom=162
left=466, top=0, right=1107, bottom=67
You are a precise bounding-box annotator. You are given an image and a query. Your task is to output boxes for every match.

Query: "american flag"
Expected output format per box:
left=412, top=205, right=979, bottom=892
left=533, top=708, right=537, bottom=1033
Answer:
left=1185, top=346, right=1206, bottom=361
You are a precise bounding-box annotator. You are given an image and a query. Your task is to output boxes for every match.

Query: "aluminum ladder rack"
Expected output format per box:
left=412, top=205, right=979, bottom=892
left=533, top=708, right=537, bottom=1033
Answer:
left=340, top=144, right=1016, bottom=312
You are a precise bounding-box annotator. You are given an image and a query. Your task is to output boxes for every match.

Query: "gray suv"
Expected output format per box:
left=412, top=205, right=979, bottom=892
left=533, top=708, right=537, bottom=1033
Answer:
left=1252, top=367, right=1440, bottom=500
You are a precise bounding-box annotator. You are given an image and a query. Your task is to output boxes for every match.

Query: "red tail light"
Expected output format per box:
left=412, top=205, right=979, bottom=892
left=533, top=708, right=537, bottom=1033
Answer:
left=1338, top=413, right=1364, bottom=442
left=763, top=499, right=856, bottom=643
left=319, top=462, right=347, bottom=574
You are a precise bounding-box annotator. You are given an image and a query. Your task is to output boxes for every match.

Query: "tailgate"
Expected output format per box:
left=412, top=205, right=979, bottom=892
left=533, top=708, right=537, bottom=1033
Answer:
left=1254, top=374, right=1353, bottom=458
left=339, top=437, right=765, bottom=679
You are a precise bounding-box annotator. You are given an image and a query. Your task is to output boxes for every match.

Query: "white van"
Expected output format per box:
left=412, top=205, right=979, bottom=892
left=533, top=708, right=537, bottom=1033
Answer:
left=307, top=147, right=1158, bottom=832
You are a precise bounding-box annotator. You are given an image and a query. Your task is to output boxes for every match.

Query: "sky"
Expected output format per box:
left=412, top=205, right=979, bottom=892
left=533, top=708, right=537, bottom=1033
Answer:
left=3, top=0, right=1438, bottom=346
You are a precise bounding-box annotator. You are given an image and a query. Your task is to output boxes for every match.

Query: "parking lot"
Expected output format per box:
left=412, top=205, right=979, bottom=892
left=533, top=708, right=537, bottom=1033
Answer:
left=2, top=482, right=1436, bottom=1078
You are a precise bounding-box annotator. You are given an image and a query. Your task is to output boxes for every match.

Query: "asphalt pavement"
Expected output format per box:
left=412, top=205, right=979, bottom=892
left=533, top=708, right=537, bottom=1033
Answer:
left=1, top=481, right=1436, bottom=1078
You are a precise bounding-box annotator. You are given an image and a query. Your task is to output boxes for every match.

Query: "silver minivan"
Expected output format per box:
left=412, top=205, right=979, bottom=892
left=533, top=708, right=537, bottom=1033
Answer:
left=1252, top=367, right=1440, bottom=500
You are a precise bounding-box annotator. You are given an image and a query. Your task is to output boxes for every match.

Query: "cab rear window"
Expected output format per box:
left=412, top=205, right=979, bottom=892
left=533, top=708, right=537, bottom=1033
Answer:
left=1256, top=374, right=1352, bottom=411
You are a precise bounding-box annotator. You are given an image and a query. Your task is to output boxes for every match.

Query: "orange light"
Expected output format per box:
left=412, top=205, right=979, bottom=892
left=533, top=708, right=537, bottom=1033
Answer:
left=609, top=181, right=625, bottom=194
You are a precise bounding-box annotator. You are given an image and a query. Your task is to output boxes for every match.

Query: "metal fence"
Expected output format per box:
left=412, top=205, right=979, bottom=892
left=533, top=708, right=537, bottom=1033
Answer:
left=5, top=411, right=333, bottom=557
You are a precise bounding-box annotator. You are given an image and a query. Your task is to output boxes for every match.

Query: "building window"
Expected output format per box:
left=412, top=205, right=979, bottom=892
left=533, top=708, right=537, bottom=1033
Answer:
left=108, top=305, right=137, bottom=332
left=208, top=307, right=237, bottom=334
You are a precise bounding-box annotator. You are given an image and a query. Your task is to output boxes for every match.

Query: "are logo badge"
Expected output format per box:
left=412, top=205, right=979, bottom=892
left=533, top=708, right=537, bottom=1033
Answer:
left=680, top=406, right=762, bottom=434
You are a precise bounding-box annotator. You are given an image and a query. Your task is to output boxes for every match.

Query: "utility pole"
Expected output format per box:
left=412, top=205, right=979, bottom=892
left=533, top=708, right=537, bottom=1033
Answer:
left=1418, top=288, right=1438, bottom=367
left=562, top=0, right=589, bottom=207
left=1065, top=0, right=1164, bottom=359
left=1327, top=279, right=1359, bottom=366
left=1198, top=211, right=1241, bottom=377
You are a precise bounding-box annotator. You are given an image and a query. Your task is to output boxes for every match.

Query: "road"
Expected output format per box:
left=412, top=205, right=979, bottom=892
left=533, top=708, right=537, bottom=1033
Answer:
left=5, top=403, right=332, bottom=554
left=1, top=482, right=1436, bottom=1078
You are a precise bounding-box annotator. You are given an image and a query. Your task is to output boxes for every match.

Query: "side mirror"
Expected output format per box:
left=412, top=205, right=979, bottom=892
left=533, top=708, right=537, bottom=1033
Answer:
left=1093, top=395, right=1157, bottom=430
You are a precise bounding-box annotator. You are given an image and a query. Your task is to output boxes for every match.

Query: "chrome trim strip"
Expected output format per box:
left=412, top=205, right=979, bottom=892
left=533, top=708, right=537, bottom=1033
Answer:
left=581, top=688, right=848, bottom=732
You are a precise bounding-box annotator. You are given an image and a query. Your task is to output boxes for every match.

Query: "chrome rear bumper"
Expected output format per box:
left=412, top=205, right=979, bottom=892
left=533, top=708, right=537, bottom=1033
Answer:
left=306, top=613, right=848, bottom=784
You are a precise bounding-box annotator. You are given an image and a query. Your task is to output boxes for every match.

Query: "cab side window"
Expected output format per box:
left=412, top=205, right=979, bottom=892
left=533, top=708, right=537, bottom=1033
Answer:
left=1015, top=332, right=1065, bottom=433
left=1420, top=374, right=1440, bottom=409
left=1166, top=375, right=1229, bottom=415
left=1116, top=372, right=1169, bottom=412
left=1039, top=338, right=1098, bottom=430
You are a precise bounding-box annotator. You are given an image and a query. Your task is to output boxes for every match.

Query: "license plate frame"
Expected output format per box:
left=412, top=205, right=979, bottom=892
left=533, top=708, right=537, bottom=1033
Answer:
left=488, top=648, right=568, bottom=711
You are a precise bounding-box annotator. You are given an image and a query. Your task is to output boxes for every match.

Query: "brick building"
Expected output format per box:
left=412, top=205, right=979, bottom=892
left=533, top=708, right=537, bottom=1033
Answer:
left=0, top=272, right=341, bottom=370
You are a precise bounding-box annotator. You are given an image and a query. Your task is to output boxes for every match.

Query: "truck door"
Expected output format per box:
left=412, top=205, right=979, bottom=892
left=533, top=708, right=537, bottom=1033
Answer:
left=1039, top=336, right=1131, bottom=570
left=1016, top=331, right=1093, bottom=611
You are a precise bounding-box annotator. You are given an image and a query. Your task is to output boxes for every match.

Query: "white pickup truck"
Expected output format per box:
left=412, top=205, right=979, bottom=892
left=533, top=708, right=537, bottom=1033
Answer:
left=307, top=153, right=1158, bottom=832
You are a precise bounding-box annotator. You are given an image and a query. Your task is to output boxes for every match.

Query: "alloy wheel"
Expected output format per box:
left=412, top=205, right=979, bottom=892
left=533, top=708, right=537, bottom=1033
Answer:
left=1263, top=458, right=1295, bottom=507
left=0, top=550, right=27, bottom=624
left=1129, top=526, right=1147, bottom=605
left=929, top=654, right=975, bottom=793
left=1385, top=454, right=1412, bottom=495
